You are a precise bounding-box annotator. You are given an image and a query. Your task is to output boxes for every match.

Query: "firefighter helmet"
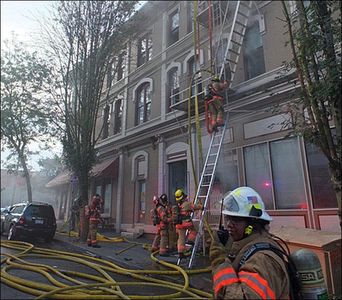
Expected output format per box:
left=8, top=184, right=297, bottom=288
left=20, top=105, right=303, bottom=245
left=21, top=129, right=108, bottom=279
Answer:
left=152, top=195, right=159, bottom=205
left=175, top=189, right=186, bottom=202
left=160, top=193, right=168, bottom=204
left=212, top=75, right=220, bottom=82
left=222, top=186, right=272, bottom=221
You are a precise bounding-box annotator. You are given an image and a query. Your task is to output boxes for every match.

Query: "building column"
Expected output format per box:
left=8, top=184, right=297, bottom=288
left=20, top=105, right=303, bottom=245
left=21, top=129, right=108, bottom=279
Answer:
left=158, top=135, right=165, bottom=196
left=115, top=149, right=125, bottom=233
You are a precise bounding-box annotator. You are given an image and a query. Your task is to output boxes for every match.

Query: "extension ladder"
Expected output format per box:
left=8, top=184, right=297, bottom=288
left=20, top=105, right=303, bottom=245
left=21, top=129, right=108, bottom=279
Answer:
left=178, top=0, right=253, bottom=268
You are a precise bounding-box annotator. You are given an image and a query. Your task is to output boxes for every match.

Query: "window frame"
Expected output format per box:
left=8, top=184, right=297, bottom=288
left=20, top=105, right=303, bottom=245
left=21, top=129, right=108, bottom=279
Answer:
left=168, top=9, right=179, bottom=46
left=135, top=82, right=151, bottom=125
left=137, top=33, right=152, bottom=67
left=167, top=67, right=180, bottom=108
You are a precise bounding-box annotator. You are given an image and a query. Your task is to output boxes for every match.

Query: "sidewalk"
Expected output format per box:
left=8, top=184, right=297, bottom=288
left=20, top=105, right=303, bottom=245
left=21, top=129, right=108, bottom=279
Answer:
left=54, top=229, right=214, bottom=294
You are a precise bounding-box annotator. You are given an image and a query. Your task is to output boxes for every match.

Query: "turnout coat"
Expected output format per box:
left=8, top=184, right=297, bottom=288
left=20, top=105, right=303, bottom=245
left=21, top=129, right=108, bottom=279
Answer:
left=212, top=229, right=290, bottom=299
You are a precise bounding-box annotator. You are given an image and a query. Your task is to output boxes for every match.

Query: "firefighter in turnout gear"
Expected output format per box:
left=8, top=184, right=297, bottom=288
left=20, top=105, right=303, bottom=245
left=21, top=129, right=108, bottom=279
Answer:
left=85, top=194, right=103, bottom=248
left=210, top=187, right=290, bottom=299
left=174, top=189, right=203, bottom=259
left=150, top=194, right=172, bottom=256
left=205, top=75, right=229, bottom=133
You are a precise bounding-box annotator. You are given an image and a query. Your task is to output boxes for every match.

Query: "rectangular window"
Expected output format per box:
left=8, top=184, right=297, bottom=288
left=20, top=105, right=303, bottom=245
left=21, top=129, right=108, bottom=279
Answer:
left=244, top=137, right=306, bottom=210
left=113, top=99, right=122, bottom=134
left=244, top=21, right=266, bottom=80
left=116, top=53, right=125, bottom=81
left=187, top=2, right=194, bottom=33
left=137, top=34, right=152, bottom=67
left=168, top=10, right=179, bottom=46
left=270, top=138, right=306, bottom=209
left=305, top=142, right=337, bottom=208
left=103, top=183, right=112, bottom=215
left=244, top=143, right=273, bottom=209
left=138, top=180, right=146, bottom=223
left=102, top=104, right=110, bottom=139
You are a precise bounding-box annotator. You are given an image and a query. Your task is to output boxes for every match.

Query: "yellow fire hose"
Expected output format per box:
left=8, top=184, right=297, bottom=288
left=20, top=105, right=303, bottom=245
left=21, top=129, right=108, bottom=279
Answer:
left=1, top=239, right=214, bottom=299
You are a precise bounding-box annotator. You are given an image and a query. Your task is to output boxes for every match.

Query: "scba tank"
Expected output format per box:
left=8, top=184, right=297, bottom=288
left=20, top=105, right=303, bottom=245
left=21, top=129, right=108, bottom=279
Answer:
left=290, top=249, right=328, bottom=300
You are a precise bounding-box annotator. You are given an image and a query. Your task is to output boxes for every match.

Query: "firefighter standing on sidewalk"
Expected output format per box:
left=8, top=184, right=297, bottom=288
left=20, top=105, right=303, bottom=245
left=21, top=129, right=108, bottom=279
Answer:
left=85, top=194, right=103, bottom=248
left=209, top=186, right=290, bottom=299
left=150, top=194, right=172, bottom=256
left=173, top=189, right=203, bottom=259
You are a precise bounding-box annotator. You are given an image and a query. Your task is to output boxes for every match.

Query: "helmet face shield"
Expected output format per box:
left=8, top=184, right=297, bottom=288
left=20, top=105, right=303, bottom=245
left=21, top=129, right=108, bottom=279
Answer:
left=222, top=187, right=272, bottom=222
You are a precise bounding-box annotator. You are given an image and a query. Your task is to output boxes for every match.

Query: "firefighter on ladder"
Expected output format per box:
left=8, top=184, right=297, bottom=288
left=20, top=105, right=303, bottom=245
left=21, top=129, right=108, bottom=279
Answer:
left=205, top=75, right=229, bottom=133
left=150, top=194, right=172, bottom=256
left=173, top=189, right=203, bottom=259
left=85, top=194, right=103, bottom=248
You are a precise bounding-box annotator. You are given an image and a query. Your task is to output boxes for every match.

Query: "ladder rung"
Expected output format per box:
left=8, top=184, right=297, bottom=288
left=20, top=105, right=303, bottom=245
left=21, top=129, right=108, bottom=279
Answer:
left=229, top=49, right=240, bottom=56
left=226, top=58, right=238, bottom=65
left=231, top=39, right=243, bottom=47
left=237, top=11, right=249, bottom=19
left=235, top=20, right=247, bottom=28
left=204, top=173, right=213, bottom=176
left=201, top=184, right=210, bottom=187
left=212, top=143, right=220, bottom=147
left=207, top=163, right=215, bottom=166
left=233, top=30, right=244, bottom=36
left=197, top=195, right=206, bottom=198
left=209, top=153, right=218, bottom=156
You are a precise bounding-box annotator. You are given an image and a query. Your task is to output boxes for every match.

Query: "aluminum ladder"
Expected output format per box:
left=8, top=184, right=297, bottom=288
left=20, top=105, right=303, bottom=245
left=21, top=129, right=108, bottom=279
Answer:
left=178, top=0, right=253, bottom=268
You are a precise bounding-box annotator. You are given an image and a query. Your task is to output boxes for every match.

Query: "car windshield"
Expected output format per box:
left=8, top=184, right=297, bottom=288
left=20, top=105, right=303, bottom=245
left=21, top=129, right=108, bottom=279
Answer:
left=25, top=205, right=54, bottom=218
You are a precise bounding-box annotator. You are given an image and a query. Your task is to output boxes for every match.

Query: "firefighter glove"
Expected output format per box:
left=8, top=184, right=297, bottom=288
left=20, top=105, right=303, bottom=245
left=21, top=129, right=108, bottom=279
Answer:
left=209, top=238, right=226, bottom=268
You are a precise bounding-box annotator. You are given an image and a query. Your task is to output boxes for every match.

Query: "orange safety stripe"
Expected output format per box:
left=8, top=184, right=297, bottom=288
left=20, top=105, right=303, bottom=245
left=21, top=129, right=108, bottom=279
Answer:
left=214, top=278, right=239, bottom=296
left=213, top=267, right=238, bottom=295
left=239, top=271, right=276, bottom=299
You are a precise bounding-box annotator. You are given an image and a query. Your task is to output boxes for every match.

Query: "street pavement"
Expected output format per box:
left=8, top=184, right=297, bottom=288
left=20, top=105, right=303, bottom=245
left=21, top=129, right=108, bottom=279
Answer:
left=1, top=230, right=214, bottom=299
left=55, top=229, right=214, bottom=292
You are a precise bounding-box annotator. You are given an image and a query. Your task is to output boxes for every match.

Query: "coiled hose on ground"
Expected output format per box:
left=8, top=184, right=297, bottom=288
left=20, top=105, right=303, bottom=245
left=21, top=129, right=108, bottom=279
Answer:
left=1, top=234, right=214, bottom=299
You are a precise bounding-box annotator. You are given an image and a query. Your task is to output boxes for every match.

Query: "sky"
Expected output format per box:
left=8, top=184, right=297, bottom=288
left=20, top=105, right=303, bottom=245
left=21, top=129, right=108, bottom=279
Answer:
left=1, top=1, right=146, bottom=171
left=1, top=1, right=60, bottom=171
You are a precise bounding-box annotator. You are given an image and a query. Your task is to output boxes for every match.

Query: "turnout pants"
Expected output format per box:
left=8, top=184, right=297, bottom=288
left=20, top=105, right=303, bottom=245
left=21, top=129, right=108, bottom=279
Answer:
left=87, top=220, right=99, bottom=246
left=151, top=224, right=168, bottom=255
left=208, top=97, right=224, bottom=128
left=176, top=221, right=197, bottom=255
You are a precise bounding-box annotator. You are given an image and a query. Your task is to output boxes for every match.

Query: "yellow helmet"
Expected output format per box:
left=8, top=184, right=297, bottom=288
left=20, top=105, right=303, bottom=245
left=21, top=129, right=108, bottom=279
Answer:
left=212, top=75, right=220, bottom=82
left=175, top=189, right=185, bottom=202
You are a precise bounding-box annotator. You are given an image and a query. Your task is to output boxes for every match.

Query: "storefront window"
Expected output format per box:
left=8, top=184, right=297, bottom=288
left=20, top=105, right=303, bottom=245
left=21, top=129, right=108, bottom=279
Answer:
left=305, top=142, right=337, bottom=208
left=244, top=143, right=273, bottom=209
left=270, top=138, right=306, bottom=209
left=244, top=137, right=306, bottom=210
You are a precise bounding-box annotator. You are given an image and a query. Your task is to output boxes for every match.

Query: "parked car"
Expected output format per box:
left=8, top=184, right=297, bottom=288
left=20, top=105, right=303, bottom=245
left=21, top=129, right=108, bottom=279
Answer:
left=0, top=202, right=57, bottom=242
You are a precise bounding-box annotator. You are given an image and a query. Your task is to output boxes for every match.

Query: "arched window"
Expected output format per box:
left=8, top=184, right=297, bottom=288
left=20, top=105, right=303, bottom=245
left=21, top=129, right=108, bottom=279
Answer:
left=187, top=56, right=202, bottom=96
left=167, top=67, right=180, bottom=108
left=135, top=82, right=151, bottom=125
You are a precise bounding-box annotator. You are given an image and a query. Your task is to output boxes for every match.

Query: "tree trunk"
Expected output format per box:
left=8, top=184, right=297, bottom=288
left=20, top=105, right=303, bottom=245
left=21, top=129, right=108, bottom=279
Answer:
left=20, top=155, right=32, bottom=203
left=330, top=165, right=342, bottom=229
left=78, top=171, right=90, bottom=241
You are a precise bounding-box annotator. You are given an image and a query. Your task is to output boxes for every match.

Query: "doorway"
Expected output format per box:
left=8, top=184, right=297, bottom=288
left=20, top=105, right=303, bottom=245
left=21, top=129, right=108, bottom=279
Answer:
left=168, top=160, right=187, bottom=205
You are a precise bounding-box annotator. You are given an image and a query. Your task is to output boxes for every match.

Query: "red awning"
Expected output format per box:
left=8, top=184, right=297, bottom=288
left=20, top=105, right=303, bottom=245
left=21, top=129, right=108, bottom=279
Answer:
left=46, top=157, right=118, bottom=188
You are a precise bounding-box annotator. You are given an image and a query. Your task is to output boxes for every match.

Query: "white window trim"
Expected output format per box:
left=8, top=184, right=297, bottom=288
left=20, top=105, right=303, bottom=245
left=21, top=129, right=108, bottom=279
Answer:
left=183, top=49, right=204, bottom=74
left=132, top=78, right=153, bottom=102
left=131, top=150, right=149, bottom=181
left=165, top=62, right=182, bottom=77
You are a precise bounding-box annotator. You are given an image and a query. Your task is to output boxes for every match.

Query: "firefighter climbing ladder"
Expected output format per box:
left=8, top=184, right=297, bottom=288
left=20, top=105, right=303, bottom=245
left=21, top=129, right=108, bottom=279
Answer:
left=177, top=0, right=253, bottom=268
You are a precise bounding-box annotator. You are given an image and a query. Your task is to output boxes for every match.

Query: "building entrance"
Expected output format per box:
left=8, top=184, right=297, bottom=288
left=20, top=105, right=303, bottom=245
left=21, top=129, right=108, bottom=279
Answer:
left=168, top=160, right=187, bottom=205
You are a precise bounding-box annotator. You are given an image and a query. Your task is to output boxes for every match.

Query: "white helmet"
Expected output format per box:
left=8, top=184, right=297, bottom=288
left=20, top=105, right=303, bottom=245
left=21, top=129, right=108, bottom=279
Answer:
left=222, top=187, right=272, bottom=222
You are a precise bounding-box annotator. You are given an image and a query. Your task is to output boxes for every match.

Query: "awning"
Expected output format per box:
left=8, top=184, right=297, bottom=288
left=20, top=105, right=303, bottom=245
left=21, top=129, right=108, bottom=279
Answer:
left=46, top=157, right=118, bottom=188
left=90, top=157, right=118, bottom=177
left=45, top=171, right=72, bottom=188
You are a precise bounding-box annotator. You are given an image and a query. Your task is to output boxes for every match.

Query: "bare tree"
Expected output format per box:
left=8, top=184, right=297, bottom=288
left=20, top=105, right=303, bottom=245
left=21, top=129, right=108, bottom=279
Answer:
left=40, top=1, right=138, bottom=240
left=281, top=1, right=341, bottom=226
left=1, top=36, right=55, bottom=203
